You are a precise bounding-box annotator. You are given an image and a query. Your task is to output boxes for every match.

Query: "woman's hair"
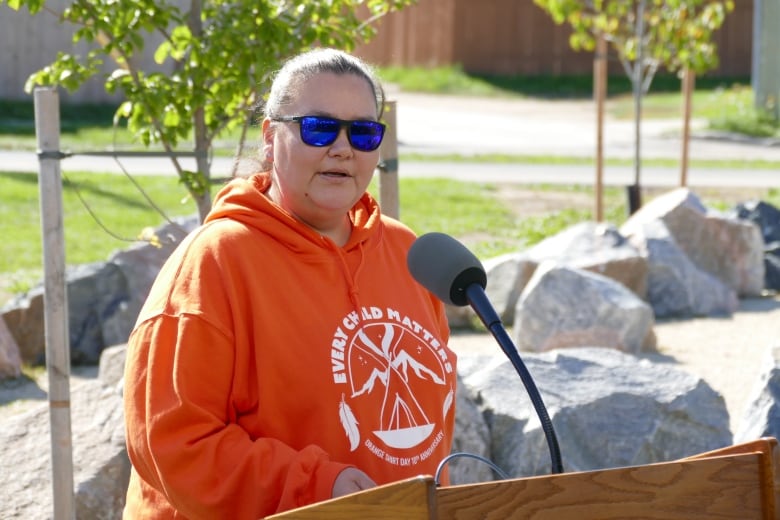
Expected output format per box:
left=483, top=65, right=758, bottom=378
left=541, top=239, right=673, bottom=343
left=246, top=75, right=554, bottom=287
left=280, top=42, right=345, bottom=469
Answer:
left=263, top=47, right=385, bottom=120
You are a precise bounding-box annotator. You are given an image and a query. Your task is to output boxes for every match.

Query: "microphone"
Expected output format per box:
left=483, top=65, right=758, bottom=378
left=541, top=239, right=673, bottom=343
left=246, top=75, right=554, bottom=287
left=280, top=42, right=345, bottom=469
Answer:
left=407, top=232, right=564, bottom=475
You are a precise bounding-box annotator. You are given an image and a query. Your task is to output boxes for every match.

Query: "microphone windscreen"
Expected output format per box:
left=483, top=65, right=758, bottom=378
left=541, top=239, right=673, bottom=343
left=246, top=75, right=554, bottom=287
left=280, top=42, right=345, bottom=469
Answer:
left=407, top=232, right=487, bottom=306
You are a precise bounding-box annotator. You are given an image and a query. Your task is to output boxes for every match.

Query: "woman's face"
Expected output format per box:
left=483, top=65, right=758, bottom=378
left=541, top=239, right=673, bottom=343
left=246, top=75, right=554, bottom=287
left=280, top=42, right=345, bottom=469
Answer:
left=263, top=72, right=381, bottom=232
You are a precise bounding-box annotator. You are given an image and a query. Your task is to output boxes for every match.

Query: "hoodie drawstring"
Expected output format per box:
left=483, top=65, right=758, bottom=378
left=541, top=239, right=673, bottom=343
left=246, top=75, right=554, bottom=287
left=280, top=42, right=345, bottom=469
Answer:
left=334, top=241, right=365, bottom=311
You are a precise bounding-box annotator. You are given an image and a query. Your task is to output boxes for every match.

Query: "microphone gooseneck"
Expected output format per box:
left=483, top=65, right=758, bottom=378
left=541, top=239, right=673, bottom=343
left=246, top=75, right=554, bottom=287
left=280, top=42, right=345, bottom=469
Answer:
left=408, top=232, right=564, bottom=475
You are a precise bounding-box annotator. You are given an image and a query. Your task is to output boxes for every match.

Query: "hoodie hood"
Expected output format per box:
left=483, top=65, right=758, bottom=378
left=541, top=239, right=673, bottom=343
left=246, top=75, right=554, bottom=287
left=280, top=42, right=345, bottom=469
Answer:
left=205, top=172, right=383, bottom=254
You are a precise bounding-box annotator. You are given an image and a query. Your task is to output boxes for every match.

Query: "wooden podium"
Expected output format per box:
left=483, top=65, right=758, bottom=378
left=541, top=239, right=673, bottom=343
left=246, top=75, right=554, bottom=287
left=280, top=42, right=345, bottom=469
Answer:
left=266, top=437, right=779, bottom=519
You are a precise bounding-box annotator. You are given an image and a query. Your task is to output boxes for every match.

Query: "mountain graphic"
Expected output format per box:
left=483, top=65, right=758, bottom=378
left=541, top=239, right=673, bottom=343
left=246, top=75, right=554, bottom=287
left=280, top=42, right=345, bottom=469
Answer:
left=347, top=323, right=446, bottom=449
left=352, top=348, right=445, bottom=397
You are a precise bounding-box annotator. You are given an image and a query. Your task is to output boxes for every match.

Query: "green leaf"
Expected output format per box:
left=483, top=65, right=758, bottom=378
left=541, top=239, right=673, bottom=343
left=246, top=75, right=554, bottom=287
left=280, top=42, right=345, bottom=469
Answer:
left=154, top=41, right=171, bottom=65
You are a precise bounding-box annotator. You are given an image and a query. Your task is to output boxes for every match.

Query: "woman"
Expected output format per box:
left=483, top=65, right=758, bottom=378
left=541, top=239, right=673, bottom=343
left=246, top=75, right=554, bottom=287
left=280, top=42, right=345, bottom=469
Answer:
left=123, top=48, right=457, bottom=518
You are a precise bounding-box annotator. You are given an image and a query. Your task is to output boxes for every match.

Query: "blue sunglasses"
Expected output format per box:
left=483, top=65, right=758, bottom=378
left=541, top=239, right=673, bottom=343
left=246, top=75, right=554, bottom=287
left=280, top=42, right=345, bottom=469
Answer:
left=273, top=115, right=386, bottom=152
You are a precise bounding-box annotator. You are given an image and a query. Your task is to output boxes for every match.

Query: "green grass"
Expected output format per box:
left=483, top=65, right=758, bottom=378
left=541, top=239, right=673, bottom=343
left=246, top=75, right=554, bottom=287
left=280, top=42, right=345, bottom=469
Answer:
left=0, top=171, right=618, bottom=304
left=373, top=179, right=630, bottom=260
left=4, top=170, right=780, bottom=307
left=0, top=171, right=196, bottom=300
left=379, top=65, right=748, bottom=99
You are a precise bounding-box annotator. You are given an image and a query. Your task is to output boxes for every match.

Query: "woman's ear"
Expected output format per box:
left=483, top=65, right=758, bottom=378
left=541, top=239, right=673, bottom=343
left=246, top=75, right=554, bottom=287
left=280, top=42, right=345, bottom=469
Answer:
left=261, top=118, right=274, bottom=163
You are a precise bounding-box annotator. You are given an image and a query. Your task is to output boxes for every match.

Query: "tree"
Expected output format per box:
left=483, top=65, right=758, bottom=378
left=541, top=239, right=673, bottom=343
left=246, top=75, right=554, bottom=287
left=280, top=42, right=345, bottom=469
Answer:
left=533, top=0, right=734, bottom=211
left=3, top=0, right=415, bottom=222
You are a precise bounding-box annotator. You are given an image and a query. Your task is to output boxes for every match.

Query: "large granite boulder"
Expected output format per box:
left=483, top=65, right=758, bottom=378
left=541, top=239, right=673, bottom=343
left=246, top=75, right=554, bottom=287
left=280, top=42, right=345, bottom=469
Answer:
left=0, top=349, right=129, bottom=519
left=626, top=218, right=738, bottom=317
left=1, top=216, right=197, bottom=368
left=733, top=200, right=780, bottom=292
left=514, top=264, right=656, bottom=354
left=458, top=347, right=732, bottom=478
left=621, top=188, right=765, bottom=297
left=525, top=221, right=648, bottom=300
left=736, top=345, right=780, bottom=444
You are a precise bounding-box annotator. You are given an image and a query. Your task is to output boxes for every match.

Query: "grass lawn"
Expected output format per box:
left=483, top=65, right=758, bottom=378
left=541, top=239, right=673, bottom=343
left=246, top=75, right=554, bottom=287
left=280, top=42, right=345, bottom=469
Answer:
left=0, top=172, right=628, bottom=304
left=0, top=171, right=195, bottom=302
left=4, top=169, right=779, bottom=307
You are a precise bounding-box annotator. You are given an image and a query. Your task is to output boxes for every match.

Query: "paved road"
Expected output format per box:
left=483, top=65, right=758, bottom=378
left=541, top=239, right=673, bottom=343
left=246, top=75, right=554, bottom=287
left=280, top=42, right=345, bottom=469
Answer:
left=2, top=91, right=779, bottom=187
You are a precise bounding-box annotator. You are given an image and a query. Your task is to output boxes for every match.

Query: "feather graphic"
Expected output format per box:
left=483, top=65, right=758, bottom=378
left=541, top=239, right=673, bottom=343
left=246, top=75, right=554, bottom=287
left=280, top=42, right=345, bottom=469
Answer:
left=442, top=388, right=454, bottom=416
left=339, top=394, right=360, bottom=451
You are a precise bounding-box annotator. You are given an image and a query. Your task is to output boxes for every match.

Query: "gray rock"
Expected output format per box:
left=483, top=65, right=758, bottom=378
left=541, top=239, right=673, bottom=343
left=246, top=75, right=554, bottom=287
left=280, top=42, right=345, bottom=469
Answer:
left=0, top=216, right=197, bottom=369
left=626, top=219, right=738, bottom=317
left=514, top=264, right=656, bottom=354
left=99, top=343, right=127, bottom=391
left=526, top=221, right=648, bottom=300
left=444, top=252, right=537, bottom=329
left=448, top=375, right=493, bottom=485
left=736, top=345, right=780, bottom=443
left=107, top=216, right=197, bottom=339
left=460, top=347, right=732, bottom=478
left=2, top=261, right=128, bottom=365
left=0, top=316, right=22, bottom=378
left=621, top=188, right=765, bottom=296
left=483, top=253, right=537, bottom=327
left=0, top=379, right=129, bottom=519
left=1, top=286, right=46, bottom=365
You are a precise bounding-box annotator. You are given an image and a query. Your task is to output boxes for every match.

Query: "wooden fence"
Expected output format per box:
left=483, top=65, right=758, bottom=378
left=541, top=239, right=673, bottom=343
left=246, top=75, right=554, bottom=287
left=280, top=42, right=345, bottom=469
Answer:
left=0, top=0, right=754, bottom=103
left=356, top=0, right=755, bottom=77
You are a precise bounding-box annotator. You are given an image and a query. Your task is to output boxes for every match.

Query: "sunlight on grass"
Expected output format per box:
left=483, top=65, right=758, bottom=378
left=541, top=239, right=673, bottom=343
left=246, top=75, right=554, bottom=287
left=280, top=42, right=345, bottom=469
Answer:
left=609, top=83, right=779, bottom=138
left=368, top=178, right=627, bottom=260
left=0, top=171, right=195, bottom=277
left=4, top=171, right=778, bottom=307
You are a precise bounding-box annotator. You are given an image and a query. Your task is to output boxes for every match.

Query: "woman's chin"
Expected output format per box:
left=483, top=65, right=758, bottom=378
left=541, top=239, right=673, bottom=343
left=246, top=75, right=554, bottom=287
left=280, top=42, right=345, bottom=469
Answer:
left=309, top=190, right=360, bottom=213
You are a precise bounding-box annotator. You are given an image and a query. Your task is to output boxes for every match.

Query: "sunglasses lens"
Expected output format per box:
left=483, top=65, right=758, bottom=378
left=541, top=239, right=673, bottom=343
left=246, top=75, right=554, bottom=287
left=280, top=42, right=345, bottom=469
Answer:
left=296, top=116, right=385, bottom=151
left=299, top=116, right=340, bottom=147
left=349, top=121, right=385, bottom=152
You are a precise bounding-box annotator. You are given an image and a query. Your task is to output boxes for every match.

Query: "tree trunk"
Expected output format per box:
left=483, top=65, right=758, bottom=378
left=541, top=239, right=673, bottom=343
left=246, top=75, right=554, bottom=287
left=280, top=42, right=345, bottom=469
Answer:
left=680, top=68, right=695, bottom=187
left=629, top=0, right=647, bottom=215
left=593, top=35, right=607, bottom=223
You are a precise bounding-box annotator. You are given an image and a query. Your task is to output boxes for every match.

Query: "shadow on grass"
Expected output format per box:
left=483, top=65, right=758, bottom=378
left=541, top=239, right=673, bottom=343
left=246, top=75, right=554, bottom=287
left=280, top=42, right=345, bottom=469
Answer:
left=1, top=171, right=172, bottom=211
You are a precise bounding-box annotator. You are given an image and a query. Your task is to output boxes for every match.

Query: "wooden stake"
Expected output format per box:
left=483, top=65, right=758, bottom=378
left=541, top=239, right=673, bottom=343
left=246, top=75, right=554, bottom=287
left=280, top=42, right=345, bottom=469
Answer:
left=594, top=35, right=607, bottom=222
left=34, top=86, right=75, bottom=520
left=680, top=68, right=695, bottom=187
left=378, top=99, right=400, bottom=220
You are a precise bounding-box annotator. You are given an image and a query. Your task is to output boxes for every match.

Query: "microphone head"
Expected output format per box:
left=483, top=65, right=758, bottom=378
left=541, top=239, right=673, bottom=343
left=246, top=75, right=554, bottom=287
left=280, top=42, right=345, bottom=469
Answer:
left=407, top=232, right=487, bottom=306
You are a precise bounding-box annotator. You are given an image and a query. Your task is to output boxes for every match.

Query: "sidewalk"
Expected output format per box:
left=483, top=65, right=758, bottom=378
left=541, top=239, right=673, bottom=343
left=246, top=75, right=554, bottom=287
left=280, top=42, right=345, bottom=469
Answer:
left=389, top=91, right=780, bottom=162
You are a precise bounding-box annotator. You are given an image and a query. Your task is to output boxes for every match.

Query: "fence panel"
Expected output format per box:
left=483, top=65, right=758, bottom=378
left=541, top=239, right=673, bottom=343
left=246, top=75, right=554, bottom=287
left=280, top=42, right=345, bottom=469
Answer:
left=356, top=0, right=754, bottom=78
left=0, top=0, right=754, bottom=103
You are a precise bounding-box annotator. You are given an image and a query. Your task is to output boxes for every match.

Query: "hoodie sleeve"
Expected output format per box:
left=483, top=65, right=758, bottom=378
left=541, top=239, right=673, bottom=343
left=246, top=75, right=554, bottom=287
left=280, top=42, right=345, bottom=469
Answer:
left=124, top=312, right=351, bottom=518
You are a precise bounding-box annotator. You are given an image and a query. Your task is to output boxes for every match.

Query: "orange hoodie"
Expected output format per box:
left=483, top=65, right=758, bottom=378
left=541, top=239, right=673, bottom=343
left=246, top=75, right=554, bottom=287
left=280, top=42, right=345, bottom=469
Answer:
left=123, top=173, right=456, bottom=519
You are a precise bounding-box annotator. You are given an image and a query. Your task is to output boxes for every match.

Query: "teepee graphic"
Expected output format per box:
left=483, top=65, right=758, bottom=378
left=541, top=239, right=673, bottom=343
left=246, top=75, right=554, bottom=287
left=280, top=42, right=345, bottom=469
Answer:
left=349, top=323, right=445, bottom=449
